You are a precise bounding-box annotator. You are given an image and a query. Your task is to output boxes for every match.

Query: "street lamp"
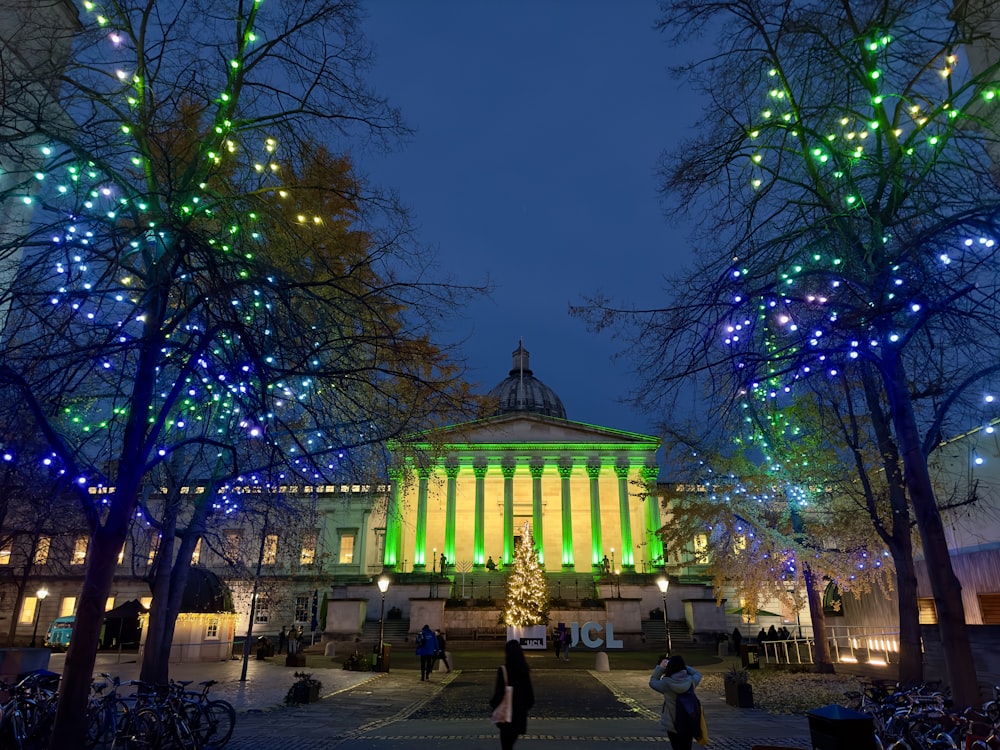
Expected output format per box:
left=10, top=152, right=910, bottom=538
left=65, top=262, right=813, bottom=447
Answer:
left=657, top=577, right=672, bottom=655
left=30, top=587, right=49, bottom=648
left=610, top=547, right=615, bottom=572
left=377, top=576, right=390, bottom=670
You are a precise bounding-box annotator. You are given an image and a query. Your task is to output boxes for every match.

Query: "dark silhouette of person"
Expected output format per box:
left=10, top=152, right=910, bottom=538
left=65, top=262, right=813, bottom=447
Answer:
left=435, top=628, right=451, bottom=673
left=767, top=624, right=778, bottom=641
left=489, top=639, right=535, bottom=750
left=487, top=556, right=497, bottom=571
left=416, top=624, right=438, bottom=681
left=278, top=626, right=288, bottom=654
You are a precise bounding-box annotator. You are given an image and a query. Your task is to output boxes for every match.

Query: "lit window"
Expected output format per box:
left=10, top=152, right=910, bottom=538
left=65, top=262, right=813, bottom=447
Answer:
left=300, top=533, right=317, bottom=566
left=206, top=618, right=220, bottom=639
left=105, top=597, right=115, bottom=612
left=60, top=596, right=76, bottom=617
left=72, top=536, right=88, bottom=565
left=20, top=597, right=38, bottom=624
left=254, top=597, right=269, bottom=624
left=338, top=532, right=355, bottom=564
left=34, top=537, right=51, bottom=565
left=294, top=595, right=309, bottom=622
left=918, top=597, right=938, bottom=624
left=262, top=534, right=278, bottom=565
left=147, top=534, right=160, bottom=565
left=693, top=534, right=709, bottom=563
left=224, top=531, right=241, bottom=562
left=191, top=538, right=201, bottom=565
left=139, top=596, right=152, bottom=609
left=0, top=543, right=10, bottom=565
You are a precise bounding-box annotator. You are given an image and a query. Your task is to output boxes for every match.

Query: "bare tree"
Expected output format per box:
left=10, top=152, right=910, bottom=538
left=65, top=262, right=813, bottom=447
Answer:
left=0, top=1, right=483, bottom=744
left=576, top=0, right=1000, bottom=704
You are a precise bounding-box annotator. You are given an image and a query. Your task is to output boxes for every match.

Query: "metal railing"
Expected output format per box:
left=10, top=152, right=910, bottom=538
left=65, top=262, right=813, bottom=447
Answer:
left=756, top=625, right=901, bottom=667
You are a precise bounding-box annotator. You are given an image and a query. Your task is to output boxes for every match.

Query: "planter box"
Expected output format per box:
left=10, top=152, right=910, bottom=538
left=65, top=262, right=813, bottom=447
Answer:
left=285, top=653, right=306, bottom=667
left=292, top=682, right=321, bottom=703
left=724, top=681, right=754, bottom=708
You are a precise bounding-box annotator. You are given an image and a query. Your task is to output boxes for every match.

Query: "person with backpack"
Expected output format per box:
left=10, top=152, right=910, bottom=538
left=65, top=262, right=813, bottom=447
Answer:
left=649, top=653, right=703, bottom=750
left=415, top=624, right=438, bottom=681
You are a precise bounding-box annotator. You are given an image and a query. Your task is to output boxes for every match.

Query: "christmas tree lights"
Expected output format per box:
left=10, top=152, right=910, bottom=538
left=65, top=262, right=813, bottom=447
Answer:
left=500, top=523, right=550, bottom=628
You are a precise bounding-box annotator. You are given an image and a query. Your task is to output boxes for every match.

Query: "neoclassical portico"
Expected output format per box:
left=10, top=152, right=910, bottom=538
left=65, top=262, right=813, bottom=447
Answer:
left=383, top=345, right=664, bottom=575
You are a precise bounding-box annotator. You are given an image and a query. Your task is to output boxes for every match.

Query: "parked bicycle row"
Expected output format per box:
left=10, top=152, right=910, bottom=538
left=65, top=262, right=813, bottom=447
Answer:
left=844, top=678, right=1000, bottom=750
left=0, top=669, right=235, bottom=750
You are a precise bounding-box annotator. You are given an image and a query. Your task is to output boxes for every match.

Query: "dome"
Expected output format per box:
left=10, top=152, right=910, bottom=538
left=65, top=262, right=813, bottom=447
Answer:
left=485, top=343, right=567, bottom=419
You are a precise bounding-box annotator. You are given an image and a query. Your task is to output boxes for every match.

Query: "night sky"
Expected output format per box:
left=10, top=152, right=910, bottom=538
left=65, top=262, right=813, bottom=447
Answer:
left=361, top=2, right=700, bottom=437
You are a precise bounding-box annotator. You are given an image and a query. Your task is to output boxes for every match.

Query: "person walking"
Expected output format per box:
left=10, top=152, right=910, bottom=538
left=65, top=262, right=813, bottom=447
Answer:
left=277, top=626, right=288, bottom=655
left=489, top=639, right=534, bottom=750
left=560, top=624, right=571, bottom=661
left=434, top=628, right=451, bottom=673
left=649, top=653, right=702, bottom=750
left=416, top=624, right=438, bottom=681
left=553, top=624, right=564, bottom=660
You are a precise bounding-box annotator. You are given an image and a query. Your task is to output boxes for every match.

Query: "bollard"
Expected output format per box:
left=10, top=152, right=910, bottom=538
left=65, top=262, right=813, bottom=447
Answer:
left=594, top=651, right=610, bottom=672
left=324, top=642, right=336, bottom=657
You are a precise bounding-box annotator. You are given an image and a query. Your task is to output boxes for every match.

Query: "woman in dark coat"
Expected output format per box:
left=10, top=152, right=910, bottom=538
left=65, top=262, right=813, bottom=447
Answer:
left=489, top=639, right=535, bottom=750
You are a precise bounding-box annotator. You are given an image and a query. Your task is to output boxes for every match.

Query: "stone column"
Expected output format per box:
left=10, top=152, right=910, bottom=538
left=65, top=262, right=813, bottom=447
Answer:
left=530, top=462, right=544, bottom=568
left=640, top=466, right=665, bottom=568
left=587, top=461, right=603, bottom=571
left=414, top=468, right=430, bottom=570
left=558, top=460, right=574, bottom=570
left=502, top=461, right=515, bottom=566
left=615, top=464, right=636, bottom=571
left=445, top=464, right=459, bottom=567
left=474, top=463, right=488, bottom=568
left=383, top=468, right=404, bottom=570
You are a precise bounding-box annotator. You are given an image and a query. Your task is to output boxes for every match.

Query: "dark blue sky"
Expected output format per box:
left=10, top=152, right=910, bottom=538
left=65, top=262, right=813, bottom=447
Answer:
left=361, top=2, right=698, bottom=435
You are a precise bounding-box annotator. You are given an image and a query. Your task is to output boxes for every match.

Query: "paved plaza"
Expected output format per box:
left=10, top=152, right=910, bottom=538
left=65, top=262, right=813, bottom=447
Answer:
left=46, top=649, right=816, bottom=750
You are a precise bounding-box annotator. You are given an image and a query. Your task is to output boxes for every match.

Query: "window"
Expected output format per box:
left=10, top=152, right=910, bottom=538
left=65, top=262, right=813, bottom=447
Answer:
left=34, top=537, right=50, bottom=565
left=224, top=531, right=241, bottom=562
left=0, top=542, right=11, bottom=565
left=262, top=534, right=278, bottom=565
left=190, top=538, right=201, bottom=565
left=254, top=597, right=269, bottom=624
left=294, top=595, right=310, bottom=622
left=374, top=529, right=386, bottom=565
left=205, top=618, right=220, bottom=639
left=147, top=534, right=160, bottom=565
left=978, top=593, right=1000, bottom=625
left=59, top=596, right=76, bottom=617
left=693, top=534, right=710, bottom=563
left=139, top=596, right=152, bottom=610
left=300, top=532, right=317, bottom=566
left=105, top=597, right=116, bottom=612
left=918, top=597, right=938, bottom=624
left=338, top=532, right=355, bottom=564
left=72, top=536, right=89, bottom=565
left=20, top=597, right=38, bottom=625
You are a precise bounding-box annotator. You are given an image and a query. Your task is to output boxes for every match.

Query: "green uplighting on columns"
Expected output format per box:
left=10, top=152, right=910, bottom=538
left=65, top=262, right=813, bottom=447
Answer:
left=383, top=468, right=404, bottom=569
left=502, top=463, right=515, bottom=566
left=414, top=468, right=430, bottom=569
left=615, top=465, right=635, bottom=570
left=530, top=462, right=544, bottom=567
left=558, top=461, right=574, bottom=569
left=640, top=466, right=664, bottom=566
left=444, top=464, right=458, bottom=566
left=473, top=464, right=487, bottom=567
left=587, top=462, right=603, bottom=569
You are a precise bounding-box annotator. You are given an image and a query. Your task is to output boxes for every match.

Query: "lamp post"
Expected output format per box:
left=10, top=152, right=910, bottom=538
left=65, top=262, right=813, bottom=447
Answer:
left=657, top=577, right=672, bottom=655
left=30, top=587, right=49, bottom=647
left=610, top=547, right=615, bottom=572
left=377, top=576, right=390, bottom=670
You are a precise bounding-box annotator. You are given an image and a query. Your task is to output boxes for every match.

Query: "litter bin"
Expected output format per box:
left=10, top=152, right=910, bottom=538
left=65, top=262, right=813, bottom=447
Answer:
left=807, top=704, right=877, bottom=750
left=377, top=643, right=391, bottom=673
left=739, top=644, right=760, bottom=669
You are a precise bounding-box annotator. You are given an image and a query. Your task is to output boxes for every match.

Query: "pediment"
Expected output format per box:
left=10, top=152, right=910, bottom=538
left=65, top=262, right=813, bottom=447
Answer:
left=419, top=413, right=659, bottom=449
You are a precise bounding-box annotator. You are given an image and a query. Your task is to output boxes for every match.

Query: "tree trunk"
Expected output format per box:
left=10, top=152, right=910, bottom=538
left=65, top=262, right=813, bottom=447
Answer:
left=861, top=366, right=922, bottom=684
left=48, top=496, right=135, bottom=748
left=885, top=353, right=978, bottom=706
left=139, top=492, right=179, bottom=685
left=803, top=564, right=834, bottom=673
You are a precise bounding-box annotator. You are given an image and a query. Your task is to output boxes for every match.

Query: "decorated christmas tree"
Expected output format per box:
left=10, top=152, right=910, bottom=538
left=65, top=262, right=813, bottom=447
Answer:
left=501, top=523, right=550, bottom=627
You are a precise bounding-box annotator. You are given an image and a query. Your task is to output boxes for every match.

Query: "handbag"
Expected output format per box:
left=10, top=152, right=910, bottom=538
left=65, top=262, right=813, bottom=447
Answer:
left=491, top=665, right=514, bottom=724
